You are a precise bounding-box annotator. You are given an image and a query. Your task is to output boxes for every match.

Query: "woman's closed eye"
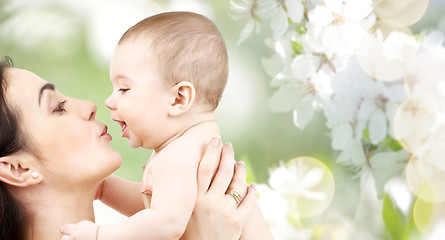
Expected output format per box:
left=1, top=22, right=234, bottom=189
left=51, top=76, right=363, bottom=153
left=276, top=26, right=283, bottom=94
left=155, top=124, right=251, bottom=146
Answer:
left=53, top=100, right=67, bottom=113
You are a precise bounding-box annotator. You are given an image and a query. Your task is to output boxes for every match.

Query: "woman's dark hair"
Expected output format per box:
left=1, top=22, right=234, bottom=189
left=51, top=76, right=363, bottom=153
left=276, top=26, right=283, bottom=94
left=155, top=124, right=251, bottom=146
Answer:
left=0, top=57, right=28, bottom=240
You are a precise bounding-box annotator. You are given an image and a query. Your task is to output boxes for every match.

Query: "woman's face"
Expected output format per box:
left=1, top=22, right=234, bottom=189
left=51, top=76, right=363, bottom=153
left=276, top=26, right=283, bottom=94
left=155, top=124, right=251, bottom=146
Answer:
left=5, top=68, right=122, bottom=188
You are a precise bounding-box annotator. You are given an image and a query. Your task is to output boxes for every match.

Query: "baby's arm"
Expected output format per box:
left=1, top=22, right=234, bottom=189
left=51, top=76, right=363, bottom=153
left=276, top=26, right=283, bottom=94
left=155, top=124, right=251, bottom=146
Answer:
left=98, top=175, right=145, bottom=216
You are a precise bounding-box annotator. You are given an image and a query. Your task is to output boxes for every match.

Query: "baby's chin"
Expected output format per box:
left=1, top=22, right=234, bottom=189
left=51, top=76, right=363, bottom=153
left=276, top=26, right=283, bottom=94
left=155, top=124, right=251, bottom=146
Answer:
left=126, top=133, right=159, bottom=150
left=126, top=135, right=143, bottom=149
left=128, top=139, right=143, bottom=149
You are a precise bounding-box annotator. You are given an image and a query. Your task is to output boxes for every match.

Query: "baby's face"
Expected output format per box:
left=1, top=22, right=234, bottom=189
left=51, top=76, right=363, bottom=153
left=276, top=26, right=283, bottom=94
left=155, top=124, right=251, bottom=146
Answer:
left=106, top=39, right=171, bottom=149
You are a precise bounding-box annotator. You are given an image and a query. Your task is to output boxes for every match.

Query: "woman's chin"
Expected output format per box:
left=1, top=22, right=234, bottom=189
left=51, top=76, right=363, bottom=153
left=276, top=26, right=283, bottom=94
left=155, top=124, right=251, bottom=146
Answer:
left=105, top=154, right=123, bottom=174
left=113, top=155, right=123, bottom=169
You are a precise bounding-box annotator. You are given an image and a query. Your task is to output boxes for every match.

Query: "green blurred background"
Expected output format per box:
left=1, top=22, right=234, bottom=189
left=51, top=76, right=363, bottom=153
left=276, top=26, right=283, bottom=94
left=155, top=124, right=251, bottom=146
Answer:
left=1, top=0, right=444, bottom=188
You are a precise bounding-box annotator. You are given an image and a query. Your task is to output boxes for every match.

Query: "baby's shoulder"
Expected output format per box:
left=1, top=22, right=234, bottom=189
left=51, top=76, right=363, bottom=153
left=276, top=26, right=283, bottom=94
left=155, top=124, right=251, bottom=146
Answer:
left=161, top=121, right=220, bottom=158
left=183, top=121, right=219, bottom=140
left=180, top=121, right=220, bottom=147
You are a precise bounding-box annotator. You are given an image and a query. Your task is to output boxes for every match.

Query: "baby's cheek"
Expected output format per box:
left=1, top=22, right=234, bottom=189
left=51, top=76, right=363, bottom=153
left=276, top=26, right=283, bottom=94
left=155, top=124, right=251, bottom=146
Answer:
left=118, top=101, right=136, bottom=118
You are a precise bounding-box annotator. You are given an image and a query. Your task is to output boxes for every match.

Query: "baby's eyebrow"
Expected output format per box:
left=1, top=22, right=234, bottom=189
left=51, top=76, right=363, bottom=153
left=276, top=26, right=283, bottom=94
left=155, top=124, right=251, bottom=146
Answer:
left=38, top=83, right=55, bottom=106
left=113, top=75, right=135, bottom=86
left=116, top=74, right=132, bottom=82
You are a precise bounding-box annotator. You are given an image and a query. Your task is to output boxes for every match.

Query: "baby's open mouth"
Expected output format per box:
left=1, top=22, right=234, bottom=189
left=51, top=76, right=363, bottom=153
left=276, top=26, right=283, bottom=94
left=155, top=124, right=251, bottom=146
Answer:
left=111, top=119, right=129, bottom=137
left=122, top=122, right=128, bottom=133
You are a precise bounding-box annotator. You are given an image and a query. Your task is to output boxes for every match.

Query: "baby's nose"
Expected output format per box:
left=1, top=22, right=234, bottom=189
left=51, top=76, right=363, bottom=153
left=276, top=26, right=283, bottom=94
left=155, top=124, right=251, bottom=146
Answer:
left=105, top=95, right=115, bottom=110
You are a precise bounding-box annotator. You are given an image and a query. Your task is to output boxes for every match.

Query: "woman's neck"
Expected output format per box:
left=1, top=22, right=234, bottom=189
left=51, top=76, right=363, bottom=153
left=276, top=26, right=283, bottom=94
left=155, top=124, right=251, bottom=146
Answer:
left=19, top=184, right=96, bottom=240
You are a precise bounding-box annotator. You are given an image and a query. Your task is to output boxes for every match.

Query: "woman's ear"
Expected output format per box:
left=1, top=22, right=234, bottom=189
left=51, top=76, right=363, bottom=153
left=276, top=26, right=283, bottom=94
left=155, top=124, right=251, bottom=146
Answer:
left=0, top=154, right=42, bottom=187
left=168, top=81, right=196, bottom=117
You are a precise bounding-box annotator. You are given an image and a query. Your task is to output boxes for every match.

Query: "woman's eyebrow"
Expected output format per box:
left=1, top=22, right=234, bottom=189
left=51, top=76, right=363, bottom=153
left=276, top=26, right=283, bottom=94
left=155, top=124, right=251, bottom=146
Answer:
left=38, top=83, right=55, bottom=106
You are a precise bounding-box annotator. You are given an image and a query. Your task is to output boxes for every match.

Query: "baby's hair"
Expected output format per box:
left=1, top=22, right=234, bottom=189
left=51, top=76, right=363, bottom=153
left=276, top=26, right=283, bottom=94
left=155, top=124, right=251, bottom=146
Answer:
left=119, top=11, right=229, bottom=110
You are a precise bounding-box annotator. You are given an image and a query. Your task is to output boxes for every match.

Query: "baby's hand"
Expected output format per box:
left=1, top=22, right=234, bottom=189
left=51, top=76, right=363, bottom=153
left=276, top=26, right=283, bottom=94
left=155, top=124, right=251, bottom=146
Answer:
left=60, top=220, right=99, bottom=240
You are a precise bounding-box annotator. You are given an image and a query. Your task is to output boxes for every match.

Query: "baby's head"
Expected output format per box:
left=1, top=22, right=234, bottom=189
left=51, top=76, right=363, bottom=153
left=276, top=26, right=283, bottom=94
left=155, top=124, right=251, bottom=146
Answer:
left=107, top=12, right=228, bottom=150
left=121, top=11, right=228, bottom=109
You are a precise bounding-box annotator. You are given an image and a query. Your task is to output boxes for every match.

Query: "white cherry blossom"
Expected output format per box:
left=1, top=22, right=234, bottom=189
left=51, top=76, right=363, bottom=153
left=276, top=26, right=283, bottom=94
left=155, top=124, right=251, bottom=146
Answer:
left=306, top=0, right=374, bottom=60
left=357, top=31, right=418, bottom=82
left=266, top=157, right=335, bottom=218
left=405, top=45, right=445, bottom=98
left=256, top=184, right=314, bottom=240
left=231, top=0, right=437, bottom=237
left=373, top=0, right=429, bottom=36
left=269, top=161, right=326, bottom=201
left=406, top=147, right=445, bottom=203
left=393, top=92, right=442, bottom=153
left=230, top=0, right=279, bottom=44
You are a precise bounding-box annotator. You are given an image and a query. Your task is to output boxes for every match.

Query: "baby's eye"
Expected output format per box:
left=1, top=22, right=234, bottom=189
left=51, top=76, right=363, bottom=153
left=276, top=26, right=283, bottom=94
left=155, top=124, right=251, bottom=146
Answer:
left=118, top=88, right=129, bottom=93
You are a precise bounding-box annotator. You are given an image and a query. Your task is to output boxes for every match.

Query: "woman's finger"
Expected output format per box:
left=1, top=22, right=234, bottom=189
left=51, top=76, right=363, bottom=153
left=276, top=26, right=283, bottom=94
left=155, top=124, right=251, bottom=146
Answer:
left=236, top=184, right=257, bottom=221
left=207, top=142, right=235, bottom=196
left=197, top=136, right=223, bottom=195
left=60, top=224, right=73, bottom=235
left=61, top=235, right=71, bottom=240
left=226, top=161, right=248, bottom=206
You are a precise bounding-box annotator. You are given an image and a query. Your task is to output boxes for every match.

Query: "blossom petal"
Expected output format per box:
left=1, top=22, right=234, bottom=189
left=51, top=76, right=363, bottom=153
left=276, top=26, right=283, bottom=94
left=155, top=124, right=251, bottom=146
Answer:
left=268, top=86, right=303, bottom=112
left=268, top=165, right=291, bottom=190
left=293, top=100, right=315, bottom=129
left=343, top=0, right=373, bottom=22
left=373, top=0, right=429, bottom=26
left=290, top=54, right=317, bottom=79
left=372, top=19, right=412, bottom=38
left=311, top=71, right=333, bottom=97
left=336, top=140, right=366, bottom=165
left=302, top=168, right=324, bottom=188
left=308, top=5, right=334, bottom=27
left=370, top=151, right=410, bottom=197
left=357, top=31, right=408, bottom=81
left=263, top=54, right=285, bottom=78
left=301, top=189, right=326, bottom=200
left=331, top=123, right=353, bottom=150
left=324, top=0, right=343, bottom=14
left=286, top=0, right=304, bottom=23
left=237, top=19, right=255, bottom=45
left=368, top=109, right=387, bottom=144
left=422, top=31, right=444, bottom=50
left=256, top=184, right=289, bottom=222
left=270, top=7, right=288, bottom=40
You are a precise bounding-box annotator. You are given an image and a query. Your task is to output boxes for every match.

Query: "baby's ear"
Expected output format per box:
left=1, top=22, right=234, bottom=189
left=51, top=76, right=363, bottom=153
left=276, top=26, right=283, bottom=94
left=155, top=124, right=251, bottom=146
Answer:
left=168, top=81, right=196, bottom=117
left=0, top=153, right=42, bottom=187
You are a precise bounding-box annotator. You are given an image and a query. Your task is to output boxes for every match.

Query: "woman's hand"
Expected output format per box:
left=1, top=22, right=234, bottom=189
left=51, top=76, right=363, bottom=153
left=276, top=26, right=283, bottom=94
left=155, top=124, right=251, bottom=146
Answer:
left=181, top=137, right=257, bottom=240
left=60, top=220, right=99, bottom=240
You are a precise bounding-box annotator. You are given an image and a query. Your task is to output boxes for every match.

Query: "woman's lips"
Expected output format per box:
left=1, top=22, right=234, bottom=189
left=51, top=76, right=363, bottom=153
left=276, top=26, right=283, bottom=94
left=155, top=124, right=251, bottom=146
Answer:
left=101, top=125, right=112, bottom=140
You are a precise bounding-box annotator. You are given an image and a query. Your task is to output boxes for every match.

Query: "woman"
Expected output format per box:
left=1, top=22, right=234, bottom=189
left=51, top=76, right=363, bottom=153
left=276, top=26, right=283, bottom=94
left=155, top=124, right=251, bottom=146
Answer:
left=0, top=58, right=268, bottom=240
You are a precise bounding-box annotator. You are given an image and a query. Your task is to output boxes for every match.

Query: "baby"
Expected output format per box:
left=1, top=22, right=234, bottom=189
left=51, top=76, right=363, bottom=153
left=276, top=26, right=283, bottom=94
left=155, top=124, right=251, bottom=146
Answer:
left=62, top=11, right=240, bottom=239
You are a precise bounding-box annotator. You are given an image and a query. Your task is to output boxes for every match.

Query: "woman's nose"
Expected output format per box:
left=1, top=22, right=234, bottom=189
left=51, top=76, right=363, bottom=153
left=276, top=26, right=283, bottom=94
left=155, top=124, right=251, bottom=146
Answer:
left=89, top=103, right=97, bottom=120
left=77, top=99, right=97, bottom=120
